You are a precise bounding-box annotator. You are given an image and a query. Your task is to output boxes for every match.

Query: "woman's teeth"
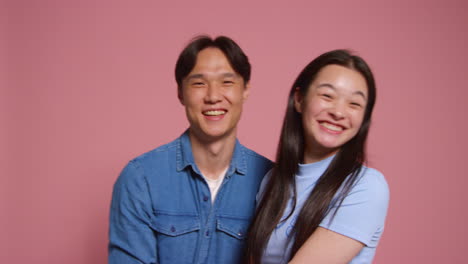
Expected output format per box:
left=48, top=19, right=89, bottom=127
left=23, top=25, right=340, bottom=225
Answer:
left=321, top=122, right=343, bottom=131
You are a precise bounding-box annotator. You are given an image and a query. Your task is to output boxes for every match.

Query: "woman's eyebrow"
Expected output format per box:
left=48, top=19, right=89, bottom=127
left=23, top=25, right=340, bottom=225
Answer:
left=353, top=91, right=367, bottom=100
left=316, top=83, right=335, bottom=90
left=317, top=83, right=367, bottom=100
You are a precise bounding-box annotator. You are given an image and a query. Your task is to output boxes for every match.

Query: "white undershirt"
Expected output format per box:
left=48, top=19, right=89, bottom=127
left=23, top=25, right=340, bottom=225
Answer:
left=204, top=167, right=228, bottom=203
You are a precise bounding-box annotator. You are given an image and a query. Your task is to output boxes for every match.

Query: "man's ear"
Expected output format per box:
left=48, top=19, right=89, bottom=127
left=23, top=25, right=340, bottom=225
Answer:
left=294, top=87, right=303, bottom=113
left=243, top=82, right=251, bottom=101
left=178, top=87, right=185, bottom=105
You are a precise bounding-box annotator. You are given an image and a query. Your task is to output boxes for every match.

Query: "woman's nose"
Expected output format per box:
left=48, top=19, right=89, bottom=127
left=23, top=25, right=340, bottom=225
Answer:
left=328, top=103, right=346, bottom=119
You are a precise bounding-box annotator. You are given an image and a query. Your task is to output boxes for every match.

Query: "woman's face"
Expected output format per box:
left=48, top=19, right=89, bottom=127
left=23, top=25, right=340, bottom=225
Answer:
left=295, top=64, right=368, bottom=161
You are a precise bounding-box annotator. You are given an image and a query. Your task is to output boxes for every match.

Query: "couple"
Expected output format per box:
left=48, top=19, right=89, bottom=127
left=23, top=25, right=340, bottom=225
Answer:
left=108, top=35, right=389, bottom=264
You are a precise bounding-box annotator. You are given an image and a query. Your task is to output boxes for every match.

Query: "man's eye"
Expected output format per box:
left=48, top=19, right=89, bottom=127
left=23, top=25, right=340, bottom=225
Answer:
left=321, top=94, right=332, bottom=99
left=223, top=80, right=234, bottom=85
left=193, top=82, right=205, bottom=86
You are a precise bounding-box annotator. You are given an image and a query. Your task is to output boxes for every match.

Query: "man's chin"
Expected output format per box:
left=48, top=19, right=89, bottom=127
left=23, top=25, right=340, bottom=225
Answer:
left=189, top=127, right=237, bottom=143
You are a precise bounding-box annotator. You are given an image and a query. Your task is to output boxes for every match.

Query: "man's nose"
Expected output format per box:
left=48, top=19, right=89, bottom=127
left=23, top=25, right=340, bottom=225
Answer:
left=204, top=84, right=222, bottom=103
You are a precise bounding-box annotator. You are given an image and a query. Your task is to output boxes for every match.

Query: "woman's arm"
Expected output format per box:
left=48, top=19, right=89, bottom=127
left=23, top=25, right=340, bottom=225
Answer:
left=289, top=227, right=363, bottom=264
left=289, top=168, right=389, bottom=264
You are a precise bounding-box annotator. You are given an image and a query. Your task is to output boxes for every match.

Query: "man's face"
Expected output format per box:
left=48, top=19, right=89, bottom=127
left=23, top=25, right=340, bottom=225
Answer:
left=179, top=47, right=250, bottom=142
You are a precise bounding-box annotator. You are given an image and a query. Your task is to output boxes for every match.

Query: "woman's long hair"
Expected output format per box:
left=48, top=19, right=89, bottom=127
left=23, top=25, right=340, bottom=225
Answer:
left=245, top=49, right=377, bottom=263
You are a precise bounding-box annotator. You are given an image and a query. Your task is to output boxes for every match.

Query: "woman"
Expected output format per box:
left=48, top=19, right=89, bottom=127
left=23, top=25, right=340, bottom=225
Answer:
left=246, top=50, right=389, bottom=263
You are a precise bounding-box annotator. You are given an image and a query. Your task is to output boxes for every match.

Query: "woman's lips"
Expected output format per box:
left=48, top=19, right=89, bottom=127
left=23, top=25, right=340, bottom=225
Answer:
left=319, top=121, right=345, bottom=134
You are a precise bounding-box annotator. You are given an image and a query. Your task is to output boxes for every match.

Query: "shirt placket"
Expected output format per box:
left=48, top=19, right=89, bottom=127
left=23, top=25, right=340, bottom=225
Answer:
left=194, top=168, right=234, bottom=264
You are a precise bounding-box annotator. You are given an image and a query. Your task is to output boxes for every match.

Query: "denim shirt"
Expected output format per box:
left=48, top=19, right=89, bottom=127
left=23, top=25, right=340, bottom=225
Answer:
left=109, top=131, right=273, bottom=264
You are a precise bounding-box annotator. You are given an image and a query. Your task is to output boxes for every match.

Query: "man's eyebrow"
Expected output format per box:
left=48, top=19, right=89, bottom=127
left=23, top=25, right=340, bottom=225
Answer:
left=221, top=72, right=237, bottom=78
left=186, top=73, right=204, bottom=80
left=186, top=72, right=237, bottom=81
left=317, top=83, right=367, bottom=100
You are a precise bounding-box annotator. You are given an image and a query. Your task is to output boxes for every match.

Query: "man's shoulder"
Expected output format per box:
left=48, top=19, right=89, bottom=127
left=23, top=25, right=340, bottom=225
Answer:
left=238, top=144, right=273, bottom=170
left=115, top=136, right=184, bottom=190
left=241, top=146, right=271, bottom=162
left=130, top=137, right=180, bottom=165
left=117, top=137, right=180, bottom=184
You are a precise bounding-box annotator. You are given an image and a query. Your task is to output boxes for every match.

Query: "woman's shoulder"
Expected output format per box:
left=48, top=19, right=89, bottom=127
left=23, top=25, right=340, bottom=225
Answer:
left=360, top=166, right=387, bottom=185
left=352, top=166, right=390, bottom=203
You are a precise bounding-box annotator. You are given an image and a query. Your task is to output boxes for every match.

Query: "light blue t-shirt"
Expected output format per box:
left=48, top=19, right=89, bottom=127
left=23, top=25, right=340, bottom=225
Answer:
left=258, top=155, right=389, bottom=264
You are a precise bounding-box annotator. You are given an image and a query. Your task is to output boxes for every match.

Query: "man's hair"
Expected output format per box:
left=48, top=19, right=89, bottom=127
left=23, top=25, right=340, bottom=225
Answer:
left=175, top=35, right=251, bottom=92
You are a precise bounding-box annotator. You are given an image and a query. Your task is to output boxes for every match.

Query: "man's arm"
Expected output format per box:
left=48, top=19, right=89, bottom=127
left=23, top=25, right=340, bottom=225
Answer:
left=109, top=161, right=157, bottom=264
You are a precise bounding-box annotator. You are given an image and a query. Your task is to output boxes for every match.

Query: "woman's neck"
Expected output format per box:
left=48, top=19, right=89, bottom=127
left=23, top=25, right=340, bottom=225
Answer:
left=303, top=145, right=338, bottom=164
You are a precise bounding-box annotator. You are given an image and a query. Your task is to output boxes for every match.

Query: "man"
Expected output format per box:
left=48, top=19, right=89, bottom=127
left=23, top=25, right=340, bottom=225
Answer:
left=108, top=35, right=272, bottom=264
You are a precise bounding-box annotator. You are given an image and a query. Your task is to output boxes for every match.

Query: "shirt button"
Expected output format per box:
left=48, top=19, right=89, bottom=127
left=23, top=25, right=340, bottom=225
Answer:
left=238, top=231, right=243, bottom=237
left=205, top=230, right=210, bottom=236
left=203, top=196, right=209, bottom=202
left=171, top=226, right=176, bottom=232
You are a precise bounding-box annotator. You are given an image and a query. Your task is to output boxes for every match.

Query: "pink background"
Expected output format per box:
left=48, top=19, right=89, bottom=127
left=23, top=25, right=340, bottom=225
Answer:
left=3, top=0, right=468, bottom=263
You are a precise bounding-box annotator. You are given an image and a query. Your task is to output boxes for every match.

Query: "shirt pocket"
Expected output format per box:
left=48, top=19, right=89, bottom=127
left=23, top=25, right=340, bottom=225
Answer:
left=150, top=211, right=200, bottom=264
left=215, top=216, right=251, bottom=263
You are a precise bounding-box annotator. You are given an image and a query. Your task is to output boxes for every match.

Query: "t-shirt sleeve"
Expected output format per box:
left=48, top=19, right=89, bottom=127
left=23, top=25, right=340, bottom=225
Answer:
left=319, top=168, right=390, bottom=247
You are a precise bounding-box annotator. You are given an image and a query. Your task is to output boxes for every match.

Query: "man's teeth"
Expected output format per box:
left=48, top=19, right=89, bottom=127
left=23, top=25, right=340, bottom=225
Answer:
left=204, top=110, right=226, bottom=116
left=321, top=122, right=343, bottom=131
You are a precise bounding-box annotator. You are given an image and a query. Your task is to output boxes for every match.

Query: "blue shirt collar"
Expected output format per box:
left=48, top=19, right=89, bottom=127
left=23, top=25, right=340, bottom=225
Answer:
left=176, top=130, right=247, bottom=176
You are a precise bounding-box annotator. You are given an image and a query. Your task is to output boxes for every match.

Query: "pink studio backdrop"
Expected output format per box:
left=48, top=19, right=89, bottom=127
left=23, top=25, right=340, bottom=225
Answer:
left=3, top=0, right=468, bottom=263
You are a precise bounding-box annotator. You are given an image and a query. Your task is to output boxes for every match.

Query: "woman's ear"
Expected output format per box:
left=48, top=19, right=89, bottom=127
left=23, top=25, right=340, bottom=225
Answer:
left=294, top=87, right=303, bottom=113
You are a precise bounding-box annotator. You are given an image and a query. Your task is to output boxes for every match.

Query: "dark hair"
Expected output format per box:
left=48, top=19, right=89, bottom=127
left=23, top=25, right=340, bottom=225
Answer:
left=245, top=49, right=377, bottom=263
left=175, top=35, right=251, bottom=92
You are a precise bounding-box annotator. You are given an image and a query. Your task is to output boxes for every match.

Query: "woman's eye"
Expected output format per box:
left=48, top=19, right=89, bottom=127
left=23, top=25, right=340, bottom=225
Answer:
left=321, top=94, right=332, bottom=99
left=350, top=102, right=362, bottom=108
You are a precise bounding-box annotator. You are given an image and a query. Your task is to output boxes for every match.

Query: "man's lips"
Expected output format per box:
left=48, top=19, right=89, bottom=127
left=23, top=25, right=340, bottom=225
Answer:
left=203, top=109, right=227, bottom=116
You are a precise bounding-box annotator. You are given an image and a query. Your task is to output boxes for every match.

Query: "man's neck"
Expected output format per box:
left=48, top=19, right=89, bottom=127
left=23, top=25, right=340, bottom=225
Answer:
left=189, top=131, right=236, bottom=180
